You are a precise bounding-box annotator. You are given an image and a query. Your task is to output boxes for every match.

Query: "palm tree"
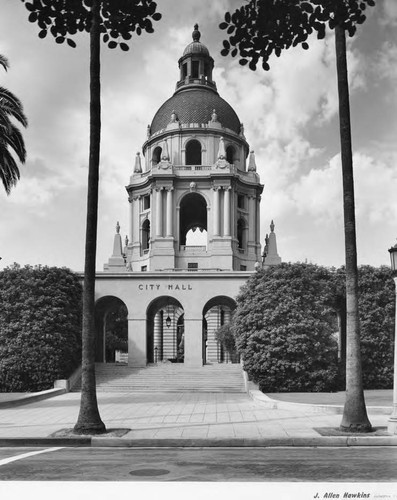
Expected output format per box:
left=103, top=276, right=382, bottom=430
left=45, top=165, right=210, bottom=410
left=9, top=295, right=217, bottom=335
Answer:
left=21, top=0, right=161, bottom=434
left=0, top=55, right=27, bottom=194
left=219, top=0, right=374, bottom=431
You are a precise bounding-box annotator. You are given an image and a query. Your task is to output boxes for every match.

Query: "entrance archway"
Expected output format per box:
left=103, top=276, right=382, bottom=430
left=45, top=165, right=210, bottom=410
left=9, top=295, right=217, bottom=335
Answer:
left=146, top=296, right=184, bottom=363
left=95, top=296, right=128, bottom=363
left=202, top=296, right=237, bottom=364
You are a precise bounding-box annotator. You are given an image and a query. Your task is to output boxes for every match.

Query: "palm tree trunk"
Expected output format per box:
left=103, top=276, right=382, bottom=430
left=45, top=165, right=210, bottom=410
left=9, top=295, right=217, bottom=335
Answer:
left=74, top=0, right=106, bottom=434
left=335, top=24, right=371, bottom=432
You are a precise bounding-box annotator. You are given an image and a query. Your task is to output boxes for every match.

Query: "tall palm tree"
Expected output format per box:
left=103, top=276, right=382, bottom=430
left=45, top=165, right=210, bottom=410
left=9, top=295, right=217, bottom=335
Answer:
left=219, top=0, right=374, bottom=433
left=0, top=55, right=27, bottom=194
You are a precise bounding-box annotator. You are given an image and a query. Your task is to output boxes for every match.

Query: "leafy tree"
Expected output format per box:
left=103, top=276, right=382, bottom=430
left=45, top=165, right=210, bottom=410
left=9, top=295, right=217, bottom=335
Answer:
left=220, top=0, right=375, bottom=432
left=215, top=323, right=237, bottom=357
left=21, top=0, right=161, bottom=434
left=234, top=263, right=339, bottom=392
left=0, top=55, right=27, bottom=194
left=0, top=265, right=82, bottom=392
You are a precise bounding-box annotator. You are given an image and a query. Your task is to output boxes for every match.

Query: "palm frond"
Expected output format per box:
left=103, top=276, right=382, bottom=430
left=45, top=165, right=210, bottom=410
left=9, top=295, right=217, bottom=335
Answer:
left=0, top=55, right=9, bottom=72
left=0, top=86, right=28, bottom=127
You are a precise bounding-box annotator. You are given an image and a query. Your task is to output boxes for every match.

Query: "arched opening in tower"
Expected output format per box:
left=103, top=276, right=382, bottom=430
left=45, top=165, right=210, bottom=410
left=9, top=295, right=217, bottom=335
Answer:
left=142, top=219, right=150, bottom=252
left=152, top=146, right=162, bottom=165
left=185, top=139, right=202, bottom=165
left=226, top=145, right=235, bottom=165
left=237, top=218, right=247, bottom=250
left=179, top=193, right=207, bottom=246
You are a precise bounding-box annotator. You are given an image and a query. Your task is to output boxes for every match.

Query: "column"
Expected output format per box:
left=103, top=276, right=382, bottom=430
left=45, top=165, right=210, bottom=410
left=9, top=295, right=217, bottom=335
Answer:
left=132, top=196, right=140, bottom=244
left=213, top=186, right=220, bottom=236
left=224, top=187, right=231, bottom=237
left=256, top=196, right=261, bottom=246
left=127, top=317, right=146, bottom=367
left=206, top=309, right=219, bottom=363
left=129, top=197, right=134, bottom=244
left=249, top=196, right=256, bottom=242
left=166, top=187, right=173, bottom=237
left=223, top=309, right=232, bottom=363
left=184, top=317, right=203, bottom=367
left=153, top=312, right=163, bottom=362
left=155, top=187, right=162, bottom=237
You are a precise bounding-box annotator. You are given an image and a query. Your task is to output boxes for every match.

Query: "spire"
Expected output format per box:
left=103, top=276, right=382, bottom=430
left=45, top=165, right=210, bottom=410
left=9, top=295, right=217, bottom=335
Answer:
left=263, top=220, right=281, bottom=266
left=134, top=152, right=142, bottom=173
left=248, top=150, right=257, bottom=172
left=192, top=23, right=200, bottom=42
left=103, top=222, right=126, bottom=272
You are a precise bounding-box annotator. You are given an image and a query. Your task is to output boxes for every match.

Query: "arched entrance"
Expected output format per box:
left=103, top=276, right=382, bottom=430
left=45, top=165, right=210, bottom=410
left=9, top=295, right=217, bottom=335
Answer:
left=95, top=296, right=128, bottom=363
left=146, top=296, right=184, bottom=363
left=202, top=296, right=237, bottom=364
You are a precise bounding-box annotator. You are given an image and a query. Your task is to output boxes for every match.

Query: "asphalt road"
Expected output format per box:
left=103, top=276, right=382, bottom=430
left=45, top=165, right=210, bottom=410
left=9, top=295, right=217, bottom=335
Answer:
left=0, top=446, right=396, bottom=482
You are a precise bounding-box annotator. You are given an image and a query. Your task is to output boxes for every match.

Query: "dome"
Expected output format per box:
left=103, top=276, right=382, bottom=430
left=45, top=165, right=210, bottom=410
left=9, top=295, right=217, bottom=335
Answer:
left=183, top=41, right=210, bottom=57
left=182, top=24, right=210, bottom=56
left=150, top=88, right=241, bottom=135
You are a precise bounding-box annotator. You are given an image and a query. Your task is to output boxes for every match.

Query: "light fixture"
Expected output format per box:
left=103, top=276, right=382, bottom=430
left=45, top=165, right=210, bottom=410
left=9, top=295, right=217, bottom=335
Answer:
left=389, top=242, right=397, bottom=275
left=166, top=314, right=172, bottom=328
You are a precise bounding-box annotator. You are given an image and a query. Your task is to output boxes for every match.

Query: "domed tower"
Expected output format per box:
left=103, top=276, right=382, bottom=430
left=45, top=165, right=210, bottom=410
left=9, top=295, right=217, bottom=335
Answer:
left=124, top=25, right=263, bottom=272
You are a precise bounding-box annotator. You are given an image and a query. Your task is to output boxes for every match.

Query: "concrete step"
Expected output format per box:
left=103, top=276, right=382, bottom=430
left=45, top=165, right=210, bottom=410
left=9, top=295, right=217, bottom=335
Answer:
left=73, top=363, right=246, bottom=393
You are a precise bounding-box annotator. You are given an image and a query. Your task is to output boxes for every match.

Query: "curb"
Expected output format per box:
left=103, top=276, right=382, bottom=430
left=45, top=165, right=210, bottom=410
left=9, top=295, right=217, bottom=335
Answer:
left=249, top=390, right=391, bottom=415
left=1, top=436, right=397, bottom=448
left=0, top=388, right=66, bottom=409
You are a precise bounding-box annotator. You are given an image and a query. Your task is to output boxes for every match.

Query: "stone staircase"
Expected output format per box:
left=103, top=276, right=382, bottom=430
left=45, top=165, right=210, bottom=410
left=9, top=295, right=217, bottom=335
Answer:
left=72, top=363, right=246, bottom=393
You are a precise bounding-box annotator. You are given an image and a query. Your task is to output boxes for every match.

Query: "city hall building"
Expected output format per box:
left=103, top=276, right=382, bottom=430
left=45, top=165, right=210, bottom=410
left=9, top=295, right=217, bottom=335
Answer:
left=94, top=25, right=281, bottom=368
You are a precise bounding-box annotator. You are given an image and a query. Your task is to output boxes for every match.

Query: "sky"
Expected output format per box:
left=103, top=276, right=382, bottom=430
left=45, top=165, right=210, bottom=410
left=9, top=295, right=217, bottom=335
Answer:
left=0, top=0, right=396, bottom=272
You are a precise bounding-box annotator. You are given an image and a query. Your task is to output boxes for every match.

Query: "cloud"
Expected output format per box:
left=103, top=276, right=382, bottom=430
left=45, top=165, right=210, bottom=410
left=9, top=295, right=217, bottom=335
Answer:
left=380, top=0, right=397, bottom=26
left=374, top=42, right=397, bottom=82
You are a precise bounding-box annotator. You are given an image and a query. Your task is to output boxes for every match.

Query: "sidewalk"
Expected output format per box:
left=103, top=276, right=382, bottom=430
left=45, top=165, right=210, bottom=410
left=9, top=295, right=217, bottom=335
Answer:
left=0, top=388, right=395, bottom=447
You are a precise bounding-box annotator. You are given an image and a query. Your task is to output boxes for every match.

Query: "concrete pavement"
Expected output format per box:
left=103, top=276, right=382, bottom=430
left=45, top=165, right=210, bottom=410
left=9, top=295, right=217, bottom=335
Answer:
left=0, top=388, right=395, bottom=447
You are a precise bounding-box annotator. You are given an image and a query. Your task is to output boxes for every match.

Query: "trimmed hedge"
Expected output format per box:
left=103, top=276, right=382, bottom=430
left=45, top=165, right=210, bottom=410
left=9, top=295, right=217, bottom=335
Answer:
left=234, top=263, right=340, bottom=392
left=0, top=264, right=82, bottom=392
left=358, top=265, right=395, bottom=389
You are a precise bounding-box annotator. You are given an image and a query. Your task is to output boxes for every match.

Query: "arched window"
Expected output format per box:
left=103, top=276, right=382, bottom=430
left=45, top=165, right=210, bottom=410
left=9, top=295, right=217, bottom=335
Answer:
left=185, top=140, right=202, bottom=165
left=142, top=219, right=150, bottom=251
left=237, top=218, right=246, bottom=250
left=226, top=146, right=235, bottom=164
left=152, top=146, right=162, bottom=165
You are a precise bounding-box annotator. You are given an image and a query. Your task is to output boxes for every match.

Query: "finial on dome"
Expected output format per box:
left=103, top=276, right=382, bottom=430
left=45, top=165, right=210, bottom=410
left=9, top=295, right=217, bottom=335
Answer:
left=248, top=150, right=257, bottom=172
left=192, top=24, right=201, bottom=42
left=161, top=139, right=170, bottom=161
left=217, top=136, right=226, bottom=160
left=134, top=152, right=142, bottom=173
left=170, top=110, right=178, bottom=123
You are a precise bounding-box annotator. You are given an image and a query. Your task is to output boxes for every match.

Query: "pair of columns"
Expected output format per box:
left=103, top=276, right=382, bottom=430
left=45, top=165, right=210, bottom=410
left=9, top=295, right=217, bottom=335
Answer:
left=130, top=188, right=174, bottom=244
left=156, top=187, right=173, bottom=238
left=213, top=186, right=231, bottom=237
